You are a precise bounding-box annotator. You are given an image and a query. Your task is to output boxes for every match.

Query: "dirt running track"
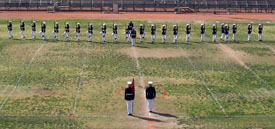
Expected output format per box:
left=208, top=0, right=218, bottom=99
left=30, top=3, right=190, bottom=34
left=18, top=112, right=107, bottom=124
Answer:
left=1, top=11, right=275, bottom=20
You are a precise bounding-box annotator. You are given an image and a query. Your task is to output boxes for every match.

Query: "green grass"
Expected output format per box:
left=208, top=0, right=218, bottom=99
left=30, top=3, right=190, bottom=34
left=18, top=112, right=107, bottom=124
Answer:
left=0, top=19, right=274, bottom=128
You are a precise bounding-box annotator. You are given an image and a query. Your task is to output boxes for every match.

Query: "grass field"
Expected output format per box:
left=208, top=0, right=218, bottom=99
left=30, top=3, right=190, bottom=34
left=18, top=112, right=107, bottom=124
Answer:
left=0, top=19, right=274, bottom=129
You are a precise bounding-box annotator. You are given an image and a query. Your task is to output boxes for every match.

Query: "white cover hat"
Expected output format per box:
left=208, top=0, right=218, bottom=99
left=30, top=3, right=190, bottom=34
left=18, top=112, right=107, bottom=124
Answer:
left=148, top=81, right=153, bottom=84
left=127, top=81, right=132, bottom=85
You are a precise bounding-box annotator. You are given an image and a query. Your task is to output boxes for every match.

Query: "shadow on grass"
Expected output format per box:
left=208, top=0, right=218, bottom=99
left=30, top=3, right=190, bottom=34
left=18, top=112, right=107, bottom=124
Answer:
left=131, top=115, right=163, bottom=122
left=151, top=111, right=179, bottom=119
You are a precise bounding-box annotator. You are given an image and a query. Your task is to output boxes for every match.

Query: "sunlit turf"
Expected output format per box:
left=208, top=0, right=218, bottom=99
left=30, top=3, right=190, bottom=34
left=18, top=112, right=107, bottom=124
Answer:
left=0, top=19, right=274, bottom=128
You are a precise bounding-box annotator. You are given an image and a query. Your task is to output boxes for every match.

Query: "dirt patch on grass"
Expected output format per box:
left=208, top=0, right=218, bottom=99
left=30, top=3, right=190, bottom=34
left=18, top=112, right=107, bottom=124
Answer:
left=217, top=44, right=275, bottom=66
left=118, top=47, right=185, bottom=58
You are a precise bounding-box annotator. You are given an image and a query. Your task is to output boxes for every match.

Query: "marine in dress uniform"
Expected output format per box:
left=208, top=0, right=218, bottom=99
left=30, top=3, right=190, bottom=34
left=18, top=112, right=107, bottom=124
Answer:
left=129, top=21, right=134, bottom=33
left=7, top=21, right=13, bottom=39
left=258, top=24, right=263, bottom=41
left=146, top=81, right=156, bottom=112
left=186, top=24, right=191, bottom=42
left=173, top=25, right=178, bottom=43
left=220, top=23, right=225, bottom=41
left=40, top=21, right=46, bottom=40
left=131, top=28, right=137, bottom=46
left=224, top=24, right=229, bottom=42
left=124, top=24, right=130, bottom=42
left=139, top=24, right=145, bottom=42
left=100, top=23, right=107, bottom=42
left=20, top=21, right=25, bottom=39
left=75, top=23, right=81, bottom=41
left=64, top=22, right=70, bottom=41
left=232, top=24, right=237, bottom=41
left=248, top=24, right=252, bottom=41
left=53, top=22, right=59, bottom=40
left=151, top=24, right=156, bottom=43
left=200, top=24, right=205, bottom=42
left=86, top=23, right=93, bottom=42
left=125, top=81, right=135, bottom=116
left=212, top=24, right=217, bottom=42
left=161, top=25, right=167, bottom=43
left=31, top=21, right=36, bottom=39
left=112, top=24, right=118, bottom=42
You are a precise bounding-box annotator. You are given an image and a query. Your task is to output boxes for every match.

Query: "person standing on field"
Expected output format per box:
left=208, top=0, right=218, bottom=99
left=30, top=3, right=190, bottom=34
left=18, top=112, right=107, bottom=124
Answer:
left=248, top=24, right=252, bottom=42
left=86, top=23, right=93, bottom=42
left=64, top=22, right=70, bottom=41
left=53, top=22, right=59, bottom=40
left=186, top=24, right=191, bottom=42
left=125, top=81, right=135, bottom=116
left=161, top=25, right=167, bottom=43
left=200, top=24, right=205, bottom=42
left=20, top=21, right=25, bottom=39
left=146, top=81, right=156, bottom=113
left=258, top=24, right=263, bottom=41
left=40, top=21, right=46, bottom=41
left=151, top=24, right=156, bottom=43
left=131, top=28, right=137, bottom=46
left=220, top=23, right=225, bottom=41
left=7, top=21, right=13, bottom=39
left=100, top=23, right=107, bottom=42
left=139, top=24, right=145, bottom=42
left=112, top=24, right=118, bottom=42
left=31, top=21, right=36, bottom=39
left=224, top=24, right=229, bottom=42
left=232, top=24, right=237, bottom=41
left=212, top=24, right=217, bottom=43
left=173, top=25, right=178, bottom=43
left=75, top=23, right=81, bottom=41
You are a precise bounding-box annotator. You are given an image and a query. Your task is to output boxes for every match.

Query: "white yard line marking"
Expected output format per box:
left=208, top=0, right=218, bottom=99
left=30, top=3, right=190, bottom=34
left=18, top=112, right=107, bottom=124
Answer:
left=0, top=41, right=46, bottom=111
left=217, top=44, right=274, bottom=91
left=131, top=47, right=149, bottom=116
left=72, top=43, right=89, bottom=115
left=178, top=45, right=227, bottom=115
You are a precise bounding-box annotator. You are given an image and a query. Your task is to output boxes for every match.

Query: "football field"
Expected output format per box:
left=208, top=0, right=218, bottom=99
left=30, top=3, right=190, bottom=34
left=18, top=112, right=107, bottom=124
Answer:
left=0, top=19, right=274, bottom=128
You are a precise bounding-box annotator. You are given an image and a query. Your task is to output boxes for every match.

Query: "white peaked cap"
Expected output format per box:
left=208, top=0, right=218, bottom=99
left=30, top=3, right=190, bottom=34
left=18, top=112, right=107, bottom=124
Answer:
left=56, top=22, right=58, bottom=24
left=174, top=25, right=176, bottom=26
left=43, top=22, right=46, bottom=24
left=259, top=24, right=262, bottom=25
left=77, top=23, right=80, bottom=25
left=233, top=24, right=236, bottom=25
left=9, top=21, right=12, bottom=23
left=103, top=23, right=106, bottom=25
left=187, top=24, right=189, bottom=26
left=33, top=21, right=36, bottom=23
left=21, top=20, right=24, bottom=22
left=162, top=25, right=165, bottom=27
left=148, top=81, right=153, bottom=84
left=201, top=24, right=204, bottom=26
left=221, top=23, right=224, bottom=25
left=127, top=81, right=132, bottom=85
left=140, top=24, right=143, bottom=26
left=213, top=24, right=216, bottom=26
left=151, top=24, right=154, bottom=26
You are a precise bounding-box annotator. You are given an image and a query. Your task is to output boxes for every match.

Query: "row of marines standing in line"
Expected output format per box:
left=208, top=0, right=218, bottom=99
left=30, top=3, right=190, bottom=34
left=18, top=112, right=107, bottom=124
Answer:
left=7, top=21, right=264, bottom=45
